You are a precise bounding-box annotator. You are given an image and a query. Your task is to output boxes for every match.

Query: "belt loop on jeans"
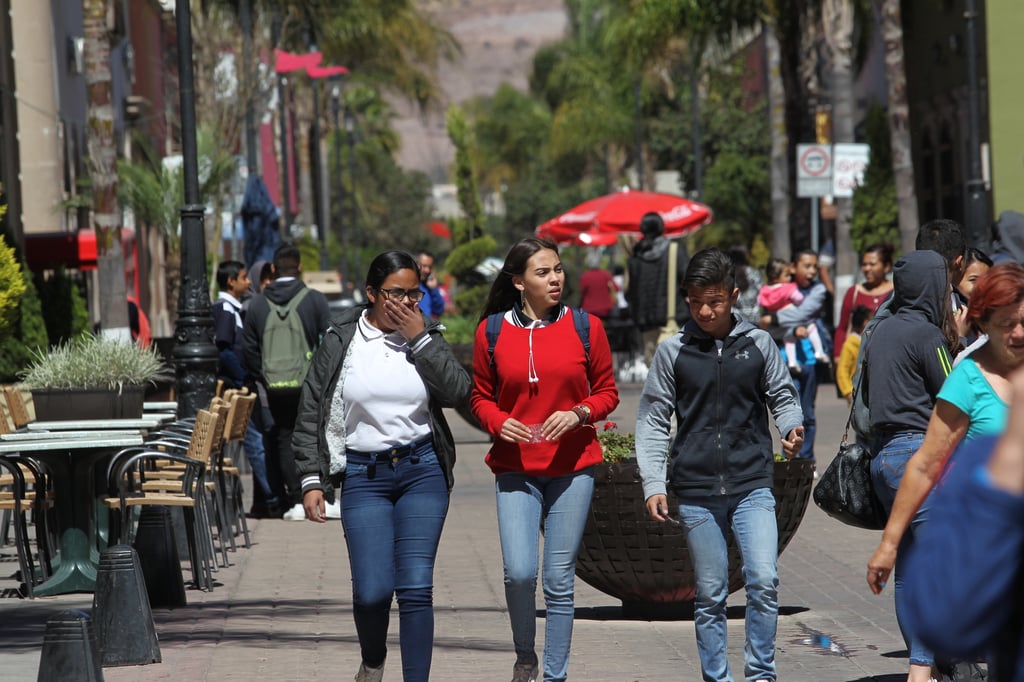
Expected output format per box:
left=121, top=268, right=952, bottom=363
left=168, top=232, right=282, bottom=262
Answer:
left=367, top=452, right=377, bottom=478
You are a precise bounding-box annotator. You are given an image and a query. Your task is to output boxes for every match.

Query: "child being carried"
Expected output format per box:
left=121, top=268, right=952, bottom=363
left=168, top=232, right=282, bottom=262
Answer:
left=758, top=258, right=830, bottom=373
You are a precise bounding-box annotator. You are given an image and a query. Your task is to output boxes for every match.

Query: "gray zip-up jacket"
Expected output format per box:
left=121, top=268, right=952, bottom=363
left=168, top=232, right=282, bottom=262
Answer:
left=637, top=315, right=804, bottom=500
left=291, top=305, right=471, bottom=502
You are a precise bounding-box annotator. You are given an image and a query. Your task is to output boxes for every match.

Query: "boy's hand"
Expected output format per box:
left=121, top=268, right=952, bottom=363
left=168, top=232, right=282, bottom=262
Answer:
left=780, top=426, right=805, bottom=459
left=646, top=494, right=669, bottom=522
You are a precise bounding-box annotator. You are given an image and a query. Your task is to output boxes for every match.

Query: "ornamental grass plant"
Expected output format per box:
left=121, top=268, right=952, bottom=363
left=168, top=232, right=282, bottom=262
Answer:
left=21, top=334, right=166, bottom=391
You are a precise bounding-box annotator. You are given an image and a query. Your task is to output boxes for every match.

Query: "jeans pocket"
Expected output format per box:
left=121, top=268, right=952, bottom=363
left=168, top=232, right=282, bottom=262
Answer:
left=748, top=492, right=777, bottom=514
left=678, top=504, right=712, bottom=532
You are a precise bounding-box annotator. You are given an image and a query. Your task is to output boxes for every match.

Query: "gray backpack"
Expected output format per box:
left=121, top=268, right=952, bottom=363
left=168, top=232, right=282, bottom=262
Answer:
left=261, top=288, right=312, bottom=390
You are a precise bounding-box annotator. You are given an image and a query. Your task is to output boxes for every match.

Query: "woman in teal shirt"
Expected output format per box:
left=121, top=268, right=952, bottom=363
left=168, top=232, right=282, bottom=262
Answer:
left=867, top=262, right=1024, bottom=594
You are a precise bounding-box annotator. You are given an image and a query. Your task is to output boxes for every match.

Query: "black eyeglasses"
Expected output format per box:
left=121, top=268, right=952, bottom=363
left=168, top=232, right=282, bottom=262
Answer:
left=377, top=287, right=424, bottom=303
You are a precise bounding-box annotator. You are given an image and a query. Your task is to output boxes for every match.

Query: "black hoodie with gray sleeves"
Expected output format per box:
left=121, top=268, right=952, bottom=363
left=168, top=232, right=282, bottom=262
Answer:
left=636, top=315, right=803, bottom=500
left=863, top=250, right=953, bottom=436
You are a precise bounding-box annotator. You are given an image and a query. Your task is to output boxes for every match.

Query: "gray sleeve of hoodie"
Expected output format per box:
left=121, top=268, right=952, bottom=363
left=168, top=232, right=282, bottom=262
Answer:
left=754, top=330, right=804, bottom=438
left=636, top=335, right=681, bottom=501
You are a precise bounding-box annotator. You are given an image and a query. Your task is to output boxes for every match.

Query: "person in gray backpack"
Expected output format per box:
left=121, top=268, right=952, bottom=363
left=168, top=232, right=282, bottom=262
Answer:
left=243, top=244, right=332, bottom=521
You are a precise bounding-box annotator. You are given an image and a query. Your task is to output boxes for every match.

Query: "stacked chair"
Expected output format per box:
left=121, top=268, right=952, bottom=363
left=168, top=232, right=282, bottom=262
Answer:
left=212, top=389, right=256, bottom=550
left=103, top=388, right=259, bottom=592
left=104, top=407, right=225, bottom=591
left=0, top=386, right=55, bottom=598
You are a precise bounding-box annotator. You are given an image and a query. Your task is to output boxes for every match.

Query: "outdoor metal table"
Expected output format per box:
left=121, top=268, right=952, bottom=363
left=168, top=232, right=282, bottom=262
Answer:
left=1, top=430, right=142, bottom=442
left=0, top=434, right=144, bottom=596
left=143, top=401, right=178, bottom=412
left=27, top=416, right=170, bottom=432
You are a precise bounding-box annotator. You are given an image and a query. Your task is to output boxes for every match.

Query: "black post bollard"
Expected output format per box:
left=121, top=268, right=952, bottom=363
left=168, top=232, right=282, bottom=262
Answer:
left=132, top=506, right=187, bottom=608
left=36, top=610, right=104, bottom=681
left=92, top=545, right=161, bottom=667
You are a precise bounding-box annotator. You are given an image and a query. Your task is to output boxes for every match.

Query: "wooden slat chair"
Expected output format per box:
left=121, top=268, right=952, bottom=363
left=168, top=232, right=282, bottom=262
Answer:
left=0, top=456, right=39, bottom=593
left=0, top=406, right=56, bottom=584
left=215, top=392, right=256, bottom=549
left=0, top=456, right=55, bottom=584
left=139, top=398, right=235, bottom=567
left=104, top=408, right=224, bottom=591
left=3, top=385, right=32, bottom=430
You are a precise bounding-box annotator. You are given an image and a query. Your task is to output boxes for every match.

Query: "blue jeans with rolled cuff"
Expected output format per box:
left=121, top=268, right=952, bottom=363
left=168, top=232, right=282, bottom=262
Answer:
left=678, top=487, right=779, bottom=682
left=340, top=436, right=448, bottom=682
left=871, top=431, right=935, bottom=668
left=495, top=467, right=595, bottom=682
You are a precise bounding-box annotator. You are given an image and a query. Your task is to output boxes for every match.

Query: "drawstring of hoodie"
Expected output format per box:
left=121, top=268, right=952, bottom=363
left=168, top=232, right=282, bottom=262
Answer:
left=510, top=304, right=565, bottom=385
left=527, top=320, right=540, bottom=383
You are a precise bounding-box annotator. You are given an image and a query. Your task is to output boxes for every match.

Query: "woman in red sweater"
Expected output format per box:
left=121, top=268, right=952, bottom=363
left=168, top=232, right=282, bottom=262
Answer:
left=471, top=237, right=619, bottom=682
left=833, top=243, right=894, bottom=363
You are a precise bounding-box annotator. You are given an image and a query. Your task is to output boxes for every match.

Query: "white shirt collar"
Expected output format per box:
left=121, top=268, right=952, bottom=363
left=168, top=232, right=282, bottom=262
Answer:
left=217, top=291, right=242, bottom=310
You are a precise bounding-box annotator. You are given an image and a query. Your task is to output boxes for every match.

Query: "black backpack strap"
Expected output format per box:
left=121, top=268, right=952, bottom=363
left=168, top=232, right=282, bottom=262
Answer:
left=485, top=312, right=504, bottom=367
left=571, top=307, right=591, bottom=363
left=488, top=308, right=590, bottom=367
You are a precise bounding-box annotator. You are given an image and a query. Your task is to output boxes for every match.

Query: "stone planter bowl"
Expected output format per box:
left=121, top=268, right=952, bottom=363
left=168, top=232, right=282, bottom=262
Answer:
left=575, top=457, right=815, bottom=618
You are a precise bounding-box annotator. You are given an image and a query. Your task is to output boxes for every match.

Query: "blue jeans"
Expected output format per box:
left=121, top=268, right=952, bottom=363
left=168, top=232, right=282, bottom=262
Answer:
left=496, top=468, right=595, bottom=682
left=793, top=362, right=816, bottom=461
left=678, top=487, right=779, bottom=682
left=870, top=431, right=934, bottom=668
left=340, top=442, right=449, bottom=682
left=243, top=419, right=277, bottom=506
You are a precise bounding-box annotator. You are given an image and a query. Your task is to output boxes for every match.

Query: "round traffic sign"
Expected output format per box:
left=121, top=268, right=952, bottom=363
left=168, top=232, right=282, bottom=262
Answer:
left=799, top=146, right=830, bottom=176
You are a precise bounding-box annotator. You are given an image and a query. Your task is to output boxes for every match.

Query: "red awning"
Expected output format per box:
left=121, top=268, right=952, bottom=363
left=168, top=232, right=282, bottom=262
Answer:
left=22, top=228, right=141, bottom=272
left=24, top=230, right=98, bottom=271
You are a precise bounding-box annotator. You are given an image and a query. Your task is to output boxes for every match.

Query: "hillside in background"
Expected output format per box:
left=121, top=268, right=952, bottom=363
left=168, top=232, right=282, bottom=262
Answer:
left=393, top=0, right=566, bottom=181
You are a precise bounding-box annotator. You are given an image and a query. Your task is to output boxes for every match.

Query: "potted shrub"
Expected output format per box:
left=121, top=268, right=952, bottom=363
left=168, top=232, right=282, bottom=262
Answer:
left=20, top=335, right=166, bottom=421
left=579, top=423, right=815, bottom=618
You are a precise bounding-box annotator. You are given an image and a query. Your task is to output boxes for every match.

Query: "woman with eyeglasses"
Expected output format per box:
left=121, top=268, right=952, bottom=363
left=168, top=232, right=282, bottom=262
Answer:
left=471, top=237, right=619, bottom=682
left=292, top=250, right=471, bottom=682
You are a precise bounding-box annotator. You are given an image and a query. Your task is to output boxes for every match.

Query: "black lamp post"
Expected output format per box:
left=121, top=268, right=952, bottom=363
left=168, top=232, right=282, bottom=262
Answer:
left=272, top=11, right=292, bottom=231
left=332, top=84, right=346, bottom=283
left=964, top=0, right=990, bottom=249
left=345, top=106, right=358, bottom=278
left=171, top=0, right=217, bottom=418
left=309, top=57, right=328, bottom=270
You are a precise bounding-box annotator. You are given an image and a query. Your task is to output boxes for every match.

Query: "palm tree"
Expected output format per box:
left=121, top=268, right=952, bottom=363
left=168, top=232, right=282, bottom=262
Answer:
left=822, top=0, right=857, bottom=278
left=764, top=19, right=791, bottom=260
left=879, top=0, right=917, bottom=253
left=83, top=0, right=129, bottom=337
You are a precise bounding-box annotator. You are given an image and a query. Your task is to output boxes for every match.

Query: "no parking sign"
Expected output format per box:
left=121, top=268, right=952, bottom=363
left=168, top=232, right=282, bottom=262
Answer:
left=796, top=144, right=832, bottom=197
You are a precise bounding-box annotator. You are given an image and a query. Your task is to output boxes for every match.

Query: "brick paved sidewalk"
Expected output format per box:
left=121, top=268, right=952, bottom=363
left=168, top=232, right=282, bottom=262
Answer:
left=0, top=383, right=912, bottom=681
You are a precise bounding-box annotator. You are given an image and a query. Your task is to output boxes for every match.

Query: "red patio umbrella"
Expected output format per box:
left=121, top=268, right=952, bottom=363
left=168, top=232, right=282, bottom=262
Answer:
left=535, top=188, right=712, bottom=246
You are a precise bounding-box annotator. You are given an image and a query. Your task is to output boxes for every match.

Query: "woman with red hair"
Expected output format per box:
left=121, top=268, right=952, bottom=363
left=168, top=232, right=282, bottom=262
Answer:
left=867, top=262, right=1024, bottom=597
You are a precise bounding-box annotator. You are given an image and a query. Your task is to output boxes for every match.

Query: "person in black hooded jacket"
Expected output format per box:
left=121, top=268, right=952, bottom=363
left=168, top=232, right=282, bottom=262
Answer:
left=862, top=249, right=956, bottom=682
left=242, top=244, right=332, bottom=521
left=627, top=212, right=689, bottom=365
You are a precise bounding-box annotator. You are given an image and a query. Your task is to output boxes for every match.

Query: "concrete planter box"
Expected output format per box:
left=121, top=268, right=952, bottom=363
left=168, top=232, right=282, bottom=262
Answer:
left=31, top=386, right=146, bottom=421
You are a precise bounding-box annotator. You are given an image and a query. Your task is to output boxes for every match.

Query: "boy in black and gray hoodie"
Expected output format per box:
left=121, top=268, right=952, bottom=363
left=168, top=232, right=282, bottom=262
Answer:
left=636, top=247, right=804, bottom=682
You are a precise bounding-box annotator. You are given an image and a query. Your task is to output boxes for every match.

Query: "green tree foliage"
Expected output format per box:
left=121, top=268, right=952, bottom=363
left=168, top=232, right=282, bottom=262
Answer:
left=649, top=61, right=770, bottom=250
left=0, top=234, right=26, bottom=336
left=851, top=104, right=900, bottom=255
left=321, top=85, right=437, bottom=274
left=445, top=106, right=496, bottom=316
left=466, top=84, right=551, bottom=191
left=34, top=268, right=90, bottom=347
left=0, top=256, right=49, bottom=382
left=264, top=0, right=459, bottom=110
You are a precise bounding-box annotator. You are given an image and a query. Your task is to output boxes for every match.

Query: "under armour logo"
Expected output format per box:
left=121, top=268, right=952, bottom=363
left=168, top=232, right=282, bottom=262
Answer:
left=733, top=350, right=750, bottom=361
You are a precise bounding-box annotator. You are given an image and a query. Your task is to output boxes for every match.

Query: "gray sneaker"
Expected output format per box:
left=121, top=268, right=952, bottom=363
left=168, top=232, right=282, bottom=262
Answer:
left=354, top=661, right=384, bottom=682
left=511, top=661, right=539, bottom=682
